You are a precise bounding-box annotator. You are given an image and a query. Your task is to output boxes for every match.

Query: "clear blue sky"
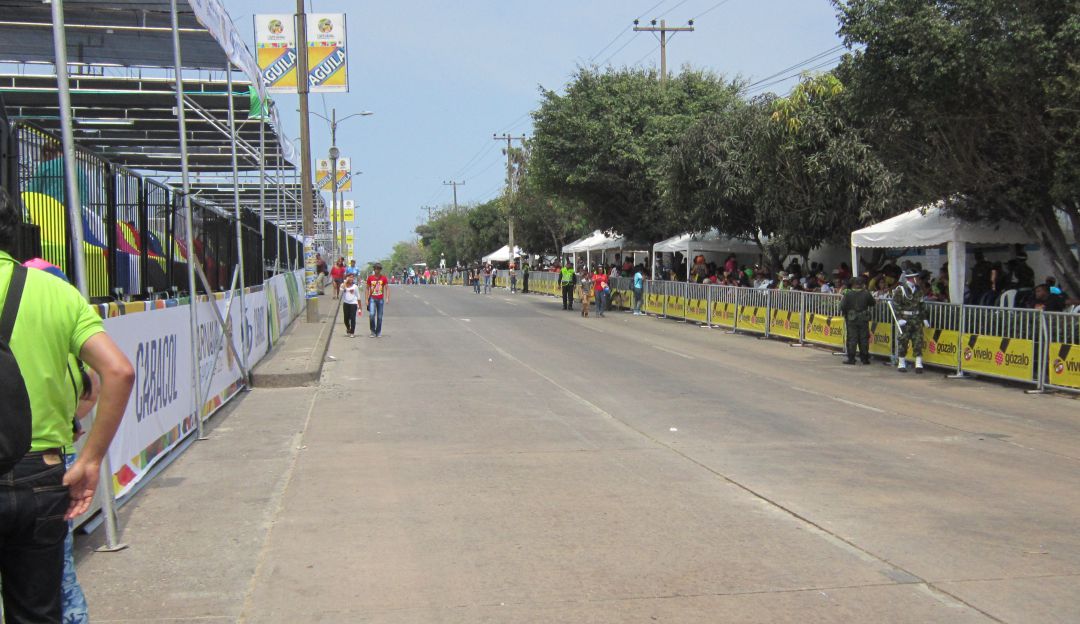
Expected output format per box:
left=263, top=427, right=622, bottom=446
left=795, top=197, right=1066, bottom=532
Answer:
left=228, top=0, right=845, bottom=265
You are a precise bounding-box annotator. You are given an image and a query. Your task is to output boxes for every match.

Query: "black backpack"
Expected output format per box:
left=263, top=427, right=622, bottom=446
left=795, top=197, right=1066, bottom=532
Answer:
left=0, top=265, right=32, bottom=475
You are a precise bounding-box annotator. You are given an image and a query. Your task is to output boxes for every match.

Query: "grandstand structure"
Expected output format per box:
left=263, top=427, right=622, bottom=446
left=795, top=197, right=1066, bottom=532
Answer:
left=0, top=0, right=334, bottom=300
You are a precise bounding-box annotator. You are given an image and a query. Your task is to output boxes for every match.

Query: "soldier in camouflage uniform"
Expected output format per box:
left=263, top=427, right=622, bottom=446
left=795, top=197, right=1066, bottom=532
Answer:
left=890, top=271, right=929, bottom=373
left=840, top=276, right=875, bottom=365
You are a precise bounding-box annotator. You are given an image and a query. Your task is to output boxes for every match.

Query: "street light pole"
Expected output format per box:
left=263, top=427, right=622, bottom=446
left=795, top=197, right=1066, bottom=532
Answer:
left=310, top=108, right=372, bottom=264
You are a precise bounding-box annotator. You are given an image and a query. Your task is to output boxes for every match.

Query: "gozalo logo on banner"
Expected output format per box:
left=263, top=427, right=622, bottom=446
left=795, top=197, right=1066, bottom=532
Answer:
left=962, top=344, right=1030, bottom=367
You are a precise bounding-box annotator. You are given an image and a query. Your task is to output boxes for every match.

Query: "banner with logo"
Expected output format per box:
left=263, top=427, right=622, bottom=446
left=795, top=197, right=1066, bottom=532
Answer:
left=255, top=14, right=298, bottom=93
left=917, top=328, right=959, bottom=368
left=868, top=321, right=894, bottom=356
left=804, top=313, right=844, bottom=347
left=737, top=305, right=768, bottom=335
left=646, top=292, right=665, bottom=316
left=104, top=306, right=194, bottom=497
left=342, top=199, right=355, bottom=222
left=711, top=301, right=736, bottom=328
left=346, top=228, right=355, bottom=248
left=316, top=157, right=352, bottom=191
left=307, top=13, right=349, bottom=92
left=686, top=297, right=709, bottom=324
left=769, top=308, right=801, bottom=340
left=961, top=334, right=1035, bottom=380
left=1048, top=342, right=1080, bottom=390
left=666, top=293, right=686, bottom=320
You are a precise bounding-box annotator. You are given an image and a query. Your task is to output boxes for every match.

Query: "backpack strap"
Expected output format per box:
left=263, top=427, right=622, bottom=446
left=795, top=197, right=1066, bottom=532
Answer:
left=0, top=265, right=27, bottom=343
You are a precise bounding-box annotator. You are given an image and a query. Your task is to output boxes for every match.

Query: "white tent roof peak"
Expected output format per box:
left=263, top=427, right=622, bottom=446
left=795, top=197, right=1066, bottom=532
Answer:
left=653, top=229, right=761, bottom=254
left=850, top=205, right=1034, bottom=249
left=481, top=245, right=523, bottom=263
left=562, top=230, right=626, bottom=254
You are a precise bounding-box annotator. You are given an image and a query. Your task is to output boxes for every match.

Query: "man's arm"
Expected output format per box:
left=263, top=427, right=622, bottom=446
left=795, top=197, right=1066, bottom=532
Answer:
left=66, top=332, right=135, bottom=519
left=383, top=279, right=389, bottom=303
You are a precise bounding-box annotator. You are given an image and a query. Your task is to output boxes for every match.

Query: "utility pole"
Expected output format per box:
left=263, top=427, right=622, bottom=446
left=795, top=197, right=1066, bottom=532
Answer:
left=633, top=18, right=695, bottom=85
left=296, top=0, right=318, bottom=322
left=311, top=108, right=373, bottom=262
left=443, top=179, right=464, bottom=211
left=493, top=134, right=525, bottom=268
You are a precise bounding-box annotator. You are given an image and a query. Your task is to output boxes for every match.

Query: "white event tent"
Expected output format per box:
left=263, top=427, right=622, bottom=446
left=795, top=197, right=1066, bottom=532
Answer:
left=850, top=205, right=1037, bottom=304
left=562, top=230, right=633, bottom=268
left=481, top=245, right=524, bottom=264
left=652, top=230, right=762, bottom=279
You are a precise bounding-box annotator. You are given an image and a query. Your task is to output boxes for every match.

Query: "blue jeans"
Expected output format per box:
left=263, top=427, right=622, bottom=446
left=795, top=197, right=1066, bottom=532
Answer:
left=596, top=290, right=609, bottom=314
left=633, top=287, right=644, bottom=313
left=62, top=454, right=89, bottom=624
left=0, top=453, right=70, bottom=623
left=368, top=298, right=385, bottom=336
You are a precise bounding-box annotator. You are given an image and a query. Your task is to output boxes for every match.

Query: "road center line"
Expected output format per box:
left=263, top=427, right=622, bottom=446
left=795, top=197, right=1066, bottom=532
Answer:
left=653, top=344, right=695, bottom=360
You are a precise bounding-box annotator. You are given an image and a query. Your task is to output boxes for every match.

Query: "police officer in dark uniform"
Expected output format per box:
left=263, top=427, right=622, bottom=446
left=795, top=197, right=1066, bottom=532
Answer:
left=840, top=276, right=875, bottom=365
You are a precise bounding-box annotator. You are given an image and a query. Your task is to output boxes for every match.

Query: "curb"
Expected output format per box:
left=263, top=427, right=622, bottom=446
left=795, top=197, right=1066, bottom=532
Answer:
left=251, top=299, right=339, bottom=388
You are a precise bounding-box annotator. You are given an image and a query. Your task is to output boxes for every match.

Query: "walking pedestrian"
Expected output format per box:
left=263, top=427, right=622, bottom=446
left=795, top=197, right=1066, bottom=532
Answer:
left=593, top=266, right=609, bottom=317
left=366, top=262, right=390, bottom=338
left=483, top=263, right=493, bottom=294
left=509, top=263, right=517, bottom=293
left=840, top=276, right=875, bottom=365
left=0, top=188, right=134, bottom=623
left=633, top=264, right=645, bottom=315
left=522, top=263, right=530, bottom=293
left=560, top=263, right=576, bottom=310
left=341, top=274, right=360, bottom=337
left=330, top=257, right=345, bottom=299
left=579, top=269, right=593, bottom=318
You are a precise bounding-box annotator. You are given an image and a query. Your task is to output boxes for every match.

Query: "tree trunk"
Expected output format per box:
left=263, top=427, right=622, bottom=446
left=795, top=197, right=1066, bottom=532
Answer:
left=1030, top=205, right=1080, bottom=297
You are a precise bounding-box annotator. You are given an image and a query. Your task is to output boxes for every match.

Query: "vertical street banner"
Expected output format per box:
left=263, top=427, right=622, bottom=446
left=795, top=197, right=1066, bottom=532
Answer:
left=346, top=228, right=355, bottom=247
left=254, top=15, right=298, bottom=93
left=307, top=14, right=349, bottom=92
left=316, top=157, right=352, bottom=191
left=343, top=199, right=355, bottom=222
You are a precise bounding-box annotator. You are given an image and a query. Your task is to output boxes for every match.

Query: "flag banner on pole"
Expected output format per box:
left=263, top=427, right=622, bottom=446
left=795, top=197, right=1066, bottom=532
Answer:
left=254, top=14, right=298, bottom=94
left=316, top=157, right=352, bottom=191
left=343, top=200, right=355, bottom=222
left=307, top=14, right=349, bottom=93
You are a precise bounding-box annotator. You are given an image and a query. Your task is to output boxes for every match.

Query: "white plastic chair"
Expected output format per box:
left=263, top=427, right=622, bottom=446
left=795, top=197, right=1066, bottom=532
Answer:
left=998, top=289, right=1018, bottom=308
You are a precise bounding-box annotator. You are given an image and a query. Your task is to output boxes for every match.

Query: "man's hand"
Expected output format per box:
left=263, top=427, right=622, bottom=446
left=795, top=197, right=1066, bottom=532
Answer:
left=63, top=457, right=101, bottom=519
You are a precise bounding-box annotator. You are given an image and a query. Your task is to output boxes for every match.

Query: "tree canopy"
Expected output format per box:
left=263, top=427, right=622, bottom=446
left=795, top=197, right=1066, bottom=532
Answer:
left=530, top=67, right=743, bottom=245
left=834, top=0, right=1080, bottom=293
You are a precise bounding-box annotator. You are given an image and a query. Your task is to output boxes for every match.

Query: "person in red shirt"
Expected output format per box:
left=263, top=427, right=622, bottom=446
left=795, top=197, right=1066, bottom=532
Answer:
left=329, top=258, right=346, bottom=299
left=365, top=263, right=390, bottom=338
left=593, top=266, right=609, bottom=317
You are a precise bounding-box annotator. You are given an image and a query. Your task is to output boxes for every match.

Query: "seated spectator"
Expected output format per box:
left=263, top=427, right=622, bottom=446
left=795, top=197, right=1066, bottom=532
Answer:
left=1026, top=283, right=1067, bottom=311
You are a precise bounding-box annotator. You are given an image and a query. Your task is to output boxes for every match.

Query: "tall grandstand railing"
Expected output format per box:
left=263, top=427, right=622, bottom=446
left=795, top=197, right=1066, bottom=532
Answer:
left=13, top=121, right=301, bottom=301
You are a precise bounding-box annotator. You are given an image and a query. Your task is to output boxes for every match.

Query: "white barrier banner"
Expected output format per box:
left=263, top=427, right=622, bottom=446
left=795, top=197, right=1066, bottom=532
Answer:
left=197, top=296, right=246, bottom=417
left=104, top=305, right=194, bottom=498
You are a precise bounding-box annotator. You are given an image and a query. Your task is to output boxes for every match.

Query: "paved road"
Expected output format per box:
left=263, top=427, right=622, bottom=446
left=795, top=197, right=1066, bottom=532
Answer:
left=79, top=285, right=1080, bottom=623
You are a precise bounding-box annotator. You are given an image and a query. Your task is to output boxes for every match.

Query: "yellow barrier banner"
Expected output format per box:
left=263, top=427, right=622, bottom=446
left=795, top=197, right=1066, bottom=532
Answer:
left=712, top=301, right=736, bottom=327
left=666, top=295, right=685, bottom=319
left=769, top=308, right=801, bottom=340
left=610, top=288, right=630, bottom=310
left=804, top=313, right=844, bottom=346
left=737, top=305, right=767, bottom=334
left=646, top=293, right=665, bottom=315
left=910, top=328, right=960, bottom=367
left=961, top=334, right=1035, bottom=380
left=1048, top=342, right=1080, bottom=390
left=869, top=321, right=894, bottom=356
left=686, top=298, right=708, bottom=324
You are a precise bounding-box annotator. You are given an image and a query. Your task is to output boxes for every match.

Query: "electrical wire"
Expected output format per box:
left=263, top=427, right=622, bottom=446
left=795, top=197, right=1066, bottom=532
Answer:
left=588, top=0, right=668, bottom=63
left=656, top=0, right=693, bottom=20
left=633, top=44, right=661, bottom=66
left=603, top=35, right=641, bottom=66
left=742, top=54, right=847, bottom=96
left=691, top=0, right=737, bottom=21
left=742, top=44, right=845, bottom=90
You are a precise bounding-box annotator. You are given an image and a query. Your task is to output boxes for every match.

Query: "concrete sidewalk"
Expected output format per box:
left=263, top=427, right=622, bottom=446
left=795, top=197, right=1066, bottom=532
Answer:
left=251, top=295, right=339, bottom=387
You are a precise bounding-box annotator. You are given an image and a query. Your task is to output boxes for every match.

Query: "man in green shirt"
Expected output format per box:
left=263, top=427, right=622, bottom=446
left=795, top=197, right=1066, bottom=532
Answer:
left=560, top=264, right=576, bottom=311
left=0, top=188, right=134, bottom=622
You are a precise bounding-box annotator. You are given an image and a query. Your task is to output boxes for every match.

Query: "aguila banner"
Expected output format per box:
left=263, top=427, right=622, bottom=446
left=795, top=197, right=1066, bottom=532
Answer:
left=256, top=13, right=349, bottom=93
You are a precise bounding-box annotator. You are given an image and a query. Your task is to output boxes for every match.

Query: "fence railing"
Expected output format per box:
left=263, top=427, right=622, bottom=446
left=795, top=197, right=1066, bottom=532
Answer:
left=14, top=121, right=302, bottom=301
left=492, top=274, right=1079, bottom=394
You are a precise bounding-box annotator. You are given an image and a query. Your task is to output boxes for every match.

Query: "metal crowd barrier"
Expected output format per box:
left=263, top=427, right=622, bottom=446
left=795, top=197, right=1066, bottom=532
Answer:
left=484, top=274, right=1080, bottom=394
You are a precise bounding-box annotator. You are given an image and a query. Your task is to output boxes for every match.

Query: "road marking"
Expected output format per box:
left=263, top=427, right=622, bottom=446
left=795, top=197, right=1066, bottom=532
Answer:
left=652, top=345, right=694, bottom=360
left=793, top=386, right=885, bottom=414
left=460, top=318, right=471, bottom=322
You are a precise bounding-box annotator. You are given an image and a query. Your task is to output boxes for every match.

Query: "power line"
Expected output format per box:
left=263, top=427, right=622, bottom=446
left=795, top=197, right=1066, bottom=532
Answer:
left=743, top=44, right=845, bottom=90
left=588, top=0, right=669, bottom=63
left=602, top=35, right=640, bottom=66
left=691, top=0, right=737, bottom=21
left=633, top=43, right=661, bottom=66
left=743, top=54, right=847, bottom=96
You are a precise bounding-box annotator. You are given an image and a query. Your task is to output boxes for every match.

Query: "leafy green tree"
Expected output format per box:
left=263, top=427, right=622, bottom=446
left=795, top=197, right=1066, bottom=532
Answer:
left=531, top=67, right=742, bottom=245
left=377, top=240, right=425, bottom=277
left=834, top=0, right=1080, bottom=295
left=667, top=73, right=899, bottom=269
left=508, top=141, right=591, bottom=257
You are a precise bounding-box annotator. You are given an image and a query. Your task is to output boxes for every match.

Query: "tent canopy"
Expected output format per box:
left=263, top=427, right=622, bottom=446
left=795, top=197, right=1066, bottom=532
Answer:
left=653, top=230, right=761, bottom=255
left=562, top=230, right=625, bottom=254
left=482, top=245, right=523, bottom=263
left=850, top=206, right=1033, bottom=249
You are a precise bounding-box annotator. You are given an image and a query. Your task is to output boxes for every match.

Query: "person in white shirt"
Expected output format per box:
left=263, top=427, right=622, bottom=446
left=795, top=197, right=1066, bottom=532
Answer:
left=340, top=275, right=360, bottom=337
